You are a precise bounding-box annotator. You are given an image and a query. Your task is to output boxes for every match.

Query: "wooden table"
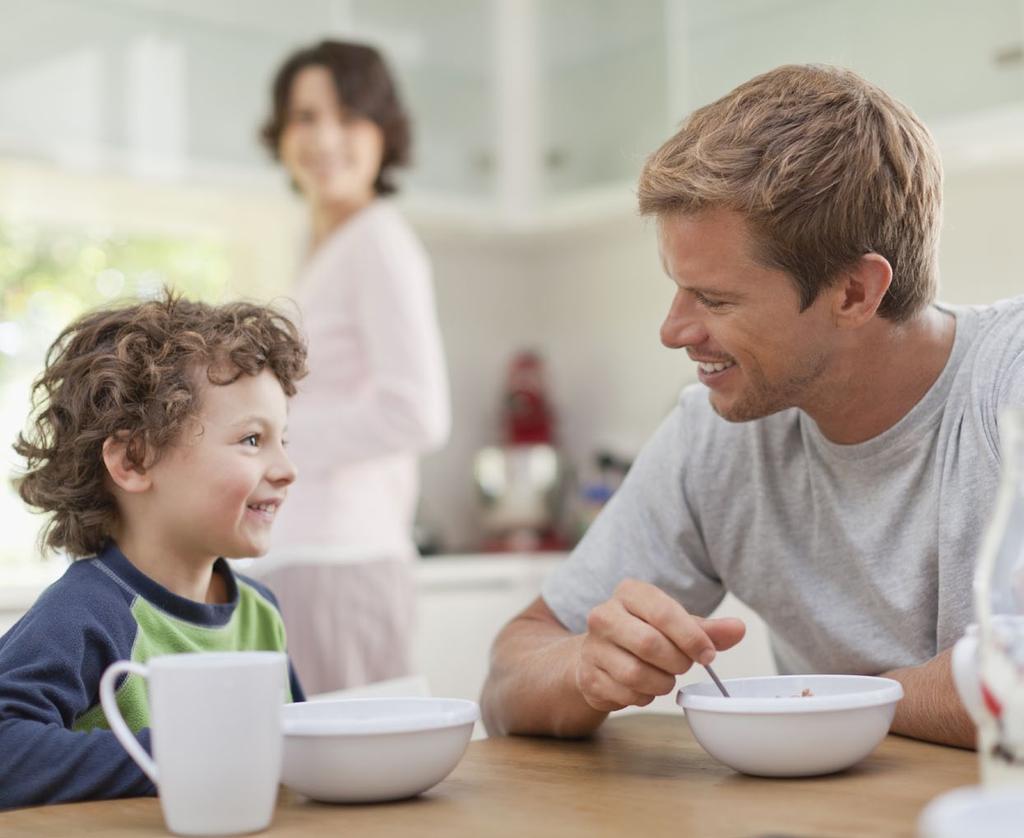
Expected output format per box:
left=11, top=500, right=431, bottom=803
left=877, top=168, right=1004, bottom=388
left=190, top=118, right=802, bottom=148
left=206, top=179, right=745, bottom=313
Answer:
left=0, top=714, right=977, bottom=837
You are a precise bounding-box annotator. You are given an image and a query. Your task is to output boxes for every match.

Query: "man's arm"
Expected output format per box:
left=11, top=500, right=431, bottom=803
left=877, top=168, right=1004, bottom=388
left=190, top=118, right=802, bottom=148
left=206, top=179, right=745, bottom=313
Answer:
left=481, top=583, right=745, bottom=738
left=481, top=597, right=608, bottom=738
left=883, top=648, right=975, bottom=749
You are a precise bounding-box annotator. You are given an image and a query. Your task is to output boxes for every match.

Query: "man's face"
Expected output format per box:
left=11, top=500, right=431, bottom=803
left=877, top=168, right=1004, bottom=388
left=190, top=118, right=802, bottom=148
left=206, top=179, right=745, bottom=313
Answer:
left=658, top=209, right=839, bottom=422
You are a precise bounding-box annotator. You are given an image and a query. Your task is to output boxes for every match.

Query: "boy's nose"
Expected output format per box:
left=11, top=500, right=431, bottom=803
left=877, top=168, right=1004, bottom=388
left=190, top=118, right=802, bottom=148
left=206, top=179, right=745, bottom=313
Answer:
left=269, top=449, right=298, bottom=486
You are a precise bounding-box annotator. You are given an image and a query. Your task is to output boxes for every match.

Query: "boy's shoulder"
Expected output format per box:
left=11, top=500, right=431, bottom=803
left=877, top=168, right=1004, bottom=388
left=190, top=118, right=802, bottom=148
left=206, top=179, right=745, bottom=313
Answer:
left=1, top=556, right=139, bottom=660
left=33, top=557, right=136, bottom=614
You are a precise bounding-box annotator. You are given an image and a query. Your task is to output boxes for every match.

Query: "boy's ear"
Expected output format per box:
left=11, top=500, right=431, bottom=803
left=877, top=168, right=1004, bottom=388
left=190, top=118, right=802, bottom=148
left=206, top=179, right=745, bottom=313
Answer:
left=102, top=433, right=152, bottom=494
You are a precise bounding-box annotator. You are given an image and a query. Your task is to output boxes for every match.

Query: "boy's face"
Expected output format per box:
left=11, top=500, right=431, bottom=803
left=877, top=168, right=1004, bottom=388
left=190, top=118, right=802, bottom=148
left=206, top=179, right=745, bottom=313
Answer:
left=145, top=368, right=296, bottom=563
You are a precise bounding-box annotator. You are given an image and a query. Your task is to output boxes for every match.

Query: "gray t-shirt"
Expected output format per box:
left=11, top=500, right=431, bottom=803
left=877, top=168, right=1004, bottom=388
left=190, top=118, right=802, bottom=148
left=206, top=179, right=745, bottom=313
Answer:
left=543, top=298, right=1024, bottom=675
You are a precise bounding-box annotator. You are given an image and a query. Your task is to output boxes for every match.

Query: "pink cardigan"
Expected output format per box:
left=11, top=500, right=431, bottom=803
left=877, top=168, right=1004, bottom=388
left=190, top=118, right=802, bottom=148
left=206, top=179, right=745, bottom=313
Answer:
left=269, top=201, right=450, bottom=566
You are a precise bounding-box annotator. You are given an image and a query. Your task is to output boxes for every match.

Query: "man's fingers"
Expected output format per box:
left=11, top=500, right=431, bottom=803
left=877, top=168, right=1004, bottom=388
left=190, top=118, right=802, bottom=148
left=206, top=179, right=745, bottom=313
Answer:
left=590, top=643, right=677, bottom=697
left=578, top=663, right=656, bottom=712
left=587, top=598, right=692, bottom=673
left=615, top=579, right=716, bottom=665
left=700, top=617, right=747, bottom=653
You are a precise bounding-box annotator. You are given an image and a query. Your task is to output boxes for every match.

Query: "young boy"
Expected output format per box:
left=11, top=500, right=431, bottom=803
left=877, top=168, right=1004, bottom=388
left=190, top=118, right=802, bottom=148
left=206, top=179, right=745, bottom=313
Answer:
left=0, top=293, right=309, bottom=810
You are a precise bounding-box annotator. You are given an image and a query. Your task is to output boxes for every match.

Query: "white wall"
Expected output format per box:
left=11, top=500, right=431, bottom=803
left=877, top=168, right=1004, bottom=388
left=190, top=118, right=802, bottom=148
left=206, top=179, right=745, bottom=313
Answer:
left=939, top=162, right=1024, bottom=305
left=417, top=158, right=1024, bottom=552
left=418, top=217, right=696, bottom=551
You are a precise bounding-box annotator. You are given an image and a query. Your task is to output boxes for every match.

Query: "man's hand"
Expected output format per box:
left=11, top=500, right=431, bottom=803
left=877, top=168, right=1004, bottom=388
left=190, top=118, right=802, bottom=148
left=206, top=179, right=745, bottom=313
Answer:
left=576, top=579, right=746, bottom=712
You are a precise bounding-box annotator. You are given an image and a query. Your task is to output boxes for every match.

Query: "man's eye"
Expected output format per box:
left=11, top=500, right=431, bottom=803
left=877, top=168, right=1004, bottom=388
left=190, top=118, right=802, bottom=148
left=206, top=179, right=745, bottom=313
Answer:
left=695, top=293, right=727, bottom=310
left=242, top=434, right=260, bottom=447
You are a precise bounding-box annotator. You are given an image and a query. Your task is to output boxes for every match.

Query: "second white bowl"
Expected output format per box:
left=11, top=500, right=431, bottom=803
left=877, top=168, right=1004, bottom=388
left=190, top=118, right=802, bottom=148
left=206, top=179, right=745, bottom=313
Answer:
left=676, top=674, right=903, bottom=777
left=281, top=697, right=479, bottom=803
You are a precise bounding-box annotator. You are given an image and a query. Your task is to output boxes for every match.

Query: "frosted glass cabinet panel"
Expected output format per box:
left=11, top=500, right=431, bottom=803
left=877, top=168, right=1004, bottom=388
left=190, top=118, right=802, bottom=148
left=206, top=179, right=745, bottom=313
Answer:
left=347, top=0, right=495, bottom=200
left=677, top=0, right=1024, bottom=125
left=0, top=0, right=333, bottom=177
left=538, top=0, right=670, bottom=197
left=1, top=0, right=1023, bottom=221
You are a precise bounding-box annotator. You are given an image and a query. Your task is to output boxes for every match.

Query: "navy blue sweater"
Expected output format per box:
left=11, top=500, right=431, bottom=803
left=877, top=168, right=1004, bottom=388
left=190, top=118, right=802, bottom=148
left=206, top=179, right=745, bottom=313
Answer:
left=0, top=543, right=304, bottom=811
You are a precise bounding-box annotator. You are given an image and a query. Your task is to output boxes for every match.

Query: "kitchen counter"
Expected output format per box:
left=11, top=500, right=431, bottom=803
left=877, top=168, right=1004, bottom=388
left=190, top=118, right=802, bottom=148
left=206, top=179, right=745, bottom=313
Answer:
left=0, top=551, right=774, bottom=707
left=0, top=553, right=567, bottom=651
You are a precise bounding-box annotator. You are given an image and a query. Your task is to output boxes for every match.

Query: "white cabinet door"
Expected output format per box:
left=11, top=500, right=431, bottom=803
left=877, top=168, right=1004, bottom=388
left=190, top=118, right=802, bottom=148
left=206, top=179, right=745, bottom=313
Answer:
left=411, top=558, right=776, bottom=713
left=539, top=0, right=670, bottom=198
left=675, top=0, right=1024, bottom=124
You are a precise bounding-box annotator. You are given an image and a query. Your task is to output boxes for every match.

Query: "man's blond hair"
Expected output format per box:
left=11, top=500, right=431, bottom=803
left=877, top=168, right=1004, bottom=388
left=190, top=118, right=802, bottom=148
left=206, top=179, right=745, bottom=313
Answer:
left=638, top=64, right=942, bottom=322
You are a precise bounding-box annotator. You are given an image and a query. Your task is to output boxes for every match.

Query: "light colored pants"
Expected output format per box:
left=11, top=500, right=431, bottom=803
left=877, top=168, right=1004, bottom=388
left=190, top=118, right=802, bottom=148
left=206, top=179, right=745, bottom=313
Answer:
left=261, top=560, right=415, bottom=696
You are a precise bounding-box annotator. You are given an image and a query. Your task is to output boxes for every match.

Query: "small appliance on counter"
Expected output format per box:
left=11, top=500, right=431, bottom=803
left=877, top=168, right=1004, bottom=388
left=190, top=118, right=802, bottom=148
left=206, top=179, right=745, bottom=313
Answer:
left=473, top=350, right=570, bottom=552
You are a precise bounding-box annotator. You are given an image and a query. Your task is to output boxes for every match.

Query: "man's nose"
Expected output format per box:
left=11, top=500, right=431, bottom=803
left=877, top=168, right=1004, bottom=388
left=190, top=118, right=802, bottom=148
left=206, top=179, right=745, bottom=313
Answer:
left=660, top=293, right=707, bottom=349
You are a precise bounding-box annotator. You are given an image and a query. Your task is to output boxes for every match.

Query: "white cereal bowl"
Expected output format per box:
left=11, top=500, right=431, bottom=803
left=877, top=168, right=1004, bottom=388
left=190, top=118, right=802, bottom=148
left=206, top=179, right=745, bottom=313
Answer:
left=281, top=697, right=479, bottom=803
left=918, top=786, right=1024, bottom=838
left=676, top=674, right=903, bottom=777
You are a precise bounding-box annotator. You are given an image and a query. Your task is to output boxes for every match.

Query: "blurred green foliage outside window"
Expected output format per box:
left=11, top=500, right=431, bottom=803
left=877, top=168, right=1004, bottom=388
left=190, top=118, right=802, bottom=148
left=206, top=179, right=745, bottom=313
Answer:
left=0, top=219, right=231, bottom=567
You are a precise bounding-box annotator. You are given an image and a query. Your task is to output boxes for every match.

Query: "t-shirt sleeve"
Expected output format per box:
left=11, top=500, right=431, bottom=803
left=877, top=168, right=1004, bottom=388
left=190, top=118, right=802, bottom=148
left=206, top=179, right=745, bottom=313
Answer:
left=541, top=396, right=726, bottom=633
left=0, top=584, right=156, bottom=810
left=985, top=303, right=1024, bottom=456
left=996, top=352, right=1024, bottom=411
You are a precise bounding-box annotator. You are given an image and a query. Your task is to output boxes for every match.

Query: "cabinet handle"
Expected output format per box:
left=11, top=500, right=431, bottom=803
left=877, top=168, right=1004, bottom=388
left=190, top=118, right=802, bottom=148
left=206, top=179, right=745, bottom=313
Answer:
left=993, top=43, right=1024, bottom=68
left=471, top=150, right=495, bottom=175
left=544, top=148, right=568, bottom=171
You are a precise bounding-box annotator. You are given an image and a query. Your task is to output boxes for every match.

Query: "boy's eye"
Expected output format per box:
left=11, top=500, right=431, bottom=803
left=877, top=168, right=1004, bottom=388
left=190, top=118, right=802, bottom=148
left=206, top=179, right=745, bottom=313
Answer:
left=242, top=434, right=260, bottom=447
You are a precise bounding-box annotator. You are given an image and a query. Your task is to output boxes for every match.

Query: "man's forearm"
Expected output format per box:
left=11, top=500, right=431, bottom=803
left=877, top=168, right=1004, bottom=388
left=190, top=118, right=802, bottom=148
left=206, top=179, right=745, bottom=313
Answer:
left=883, top=648, right=976, bottom=749
left=480, top=617, right=608, bottom=738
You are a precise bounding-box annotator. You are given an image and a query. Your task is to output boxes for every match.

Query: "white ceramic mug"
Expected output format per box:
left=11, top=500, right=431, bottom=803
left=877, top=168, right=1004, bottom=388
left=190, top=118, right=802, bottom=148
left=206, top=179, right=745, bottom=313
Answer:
left=100, top=651, right=286, bottom=836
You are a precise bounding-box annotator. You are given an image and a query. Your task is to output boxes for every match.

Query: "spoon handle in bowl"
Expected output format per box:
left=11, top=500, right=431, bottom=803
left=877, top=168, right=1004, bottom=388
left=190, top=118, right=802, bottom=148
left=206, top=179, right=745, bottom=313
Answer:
left=705, top=665, right=730, bottom=697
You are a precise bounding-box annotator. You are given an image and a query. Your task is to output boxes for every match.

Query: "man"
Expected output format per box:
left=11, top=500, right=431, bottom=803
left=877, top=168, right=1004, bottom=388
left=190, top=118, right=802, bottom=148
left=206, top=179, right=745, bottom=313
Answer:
left=481, top=64, right=1024, bottom=748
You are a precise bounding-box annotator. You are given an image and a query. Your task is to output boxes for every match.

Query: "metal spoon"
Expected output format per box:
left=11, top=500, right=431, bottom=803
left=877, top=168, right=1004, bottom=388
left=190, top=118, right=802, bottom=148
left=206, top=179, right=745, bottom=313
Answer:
left=704, top=663, right=730, bottom=697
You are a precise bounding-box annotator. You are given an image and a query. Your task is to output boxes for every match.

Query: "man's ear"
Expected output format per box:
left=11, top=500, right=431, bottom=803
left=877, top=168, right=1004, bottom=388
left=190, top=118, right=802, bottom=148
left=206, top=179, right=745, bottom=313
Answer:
left=832, top=253, right=893, bottom=329
left=102, top=433, right=152, bottom=494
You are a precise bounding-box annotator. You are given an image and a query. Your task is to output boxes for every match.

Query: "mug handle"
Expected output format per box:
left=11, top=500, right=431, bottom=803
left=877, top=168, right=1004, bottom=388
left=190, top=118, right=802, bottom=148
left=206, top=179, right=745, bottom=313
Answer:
left=99, top=660, right=159, bottom=785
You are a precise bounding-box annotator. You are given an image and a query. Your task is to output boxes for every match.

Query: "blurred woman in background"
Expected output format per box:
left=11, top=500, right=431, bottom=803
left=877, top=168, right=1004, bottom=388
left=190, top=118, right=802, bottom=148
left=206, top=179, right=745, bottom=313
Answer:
left=258, top=40, right=450, bottom=694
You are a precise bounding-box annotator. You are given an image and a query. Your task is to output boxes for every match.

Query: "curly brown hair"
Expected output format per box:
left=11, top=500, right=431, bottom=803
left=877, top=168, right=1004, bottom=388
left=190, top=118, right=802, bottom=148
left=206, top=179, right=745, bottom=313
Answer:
left=13, top=292, right=308, bottom=558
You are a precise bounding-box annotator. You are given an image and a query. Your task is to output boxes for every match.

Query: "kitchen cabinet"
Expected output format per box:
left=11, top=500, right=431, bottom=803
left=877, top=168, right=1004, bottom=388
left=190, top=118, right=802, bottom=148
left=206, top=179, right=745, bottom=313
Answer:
left=0, top=0, right=671, bottom=230
left=0, top=553, right=777, bottom=710
left=408, top=554, right=776, bottom=711
left=1, top=0, right=1022, bottom=229
left=669, top=0, right=1024, bottom=171
left=350, top=0, right=670, bottom=229
left=675, top=0, right=1024, bottom=124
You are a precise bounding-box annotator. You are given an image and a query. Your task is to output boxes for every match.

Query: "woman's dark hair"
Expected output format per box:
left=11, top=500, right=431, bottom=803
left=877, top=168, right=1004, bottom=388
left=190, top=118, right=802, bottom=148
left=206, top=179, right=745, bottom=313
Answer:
left=260, top=40, right=412, bottom=196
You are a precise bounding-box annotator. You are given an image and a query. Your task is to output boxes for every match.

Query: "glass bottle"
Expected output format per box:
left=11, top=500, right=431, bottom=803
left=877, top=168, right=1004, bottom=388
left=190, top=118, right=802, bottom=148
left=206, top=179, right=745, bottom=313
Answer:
left=973, top=409, right=1024, bottom=786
